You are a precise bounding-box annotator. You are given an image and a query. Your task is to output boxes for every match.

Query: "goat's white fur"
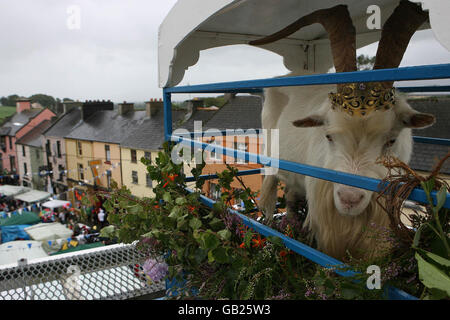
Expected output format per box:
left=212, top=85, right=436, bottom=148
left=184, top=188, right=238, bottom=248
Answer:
left=260, top=72, right=433, bottom=260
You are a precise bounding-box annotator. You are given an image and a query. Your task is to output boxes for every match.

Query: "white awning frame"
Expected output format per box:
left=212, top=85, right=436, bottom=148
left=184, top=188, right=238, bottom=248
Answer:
left=158, top=0, right=449, bottom=88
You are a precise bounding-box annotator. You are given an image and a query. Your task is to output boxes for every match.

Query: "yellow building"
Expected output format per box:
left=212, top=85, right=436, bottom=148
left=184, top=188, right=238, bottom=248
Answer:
left=120, top=100, right=187, bottom=198
left=64, top=101, right=145, bottom=203
left=120, top=147, right=156, bottom=198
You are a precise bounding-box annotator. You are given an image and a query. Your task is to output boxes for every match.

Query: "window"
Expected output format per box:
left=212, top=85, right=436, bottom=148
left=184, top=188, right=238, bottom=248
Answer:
left=22, top=145, right=25, bottom=157
left=77, top=141, right=82, bottom=156
left=105, top=145, right=111, bottom=162
left=57, top=141, right=62, bottom=158
left=10, top=156, right=16, bottom=172
left=46, top=140, right=51, bottom=155
left=234, top=141, right=248, bottom=164
left=35, top=149, right=40, bottom=159
left=78, top=163, right=84, bottom=181
left=1, top=136, right=5, bottom=151
left=146, top=173, right=152, bottom=188
left=210, top=183, right=221, bottom=200
left=131, top=149, right=137, bottom=163
left=58, top=165, right=64, bottom=181
left=131, top=170, right=138, bottom=184
left=9, top=136, right=12, bottom=150
left=106, top=170, right=112, bottom=188
left=144, top=151, right=151, bottom=162
left=24, top=163, right=27, bottom=175
left=210, top=139, right=221, bottom=161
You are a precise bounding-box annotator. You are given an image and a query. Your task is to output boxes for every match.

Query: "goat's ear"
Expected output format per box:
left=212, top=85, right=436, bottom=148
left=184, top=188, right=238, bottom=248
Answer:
left=292, top=115, right=325, bottom=127
left=400, top=112, right=435, bottom=129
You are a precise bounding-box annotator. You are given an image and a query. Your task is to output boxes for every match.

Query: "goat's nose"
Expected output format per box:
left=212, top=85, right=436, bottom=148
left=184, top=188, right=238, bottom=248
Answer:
left=337, top=187, right=365, bottom=208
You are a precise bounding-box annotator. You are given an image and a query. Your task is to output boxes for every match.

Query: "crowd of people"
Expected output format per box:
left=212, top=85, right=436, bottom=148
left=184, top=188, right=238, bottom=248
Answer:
left=0, top=193, right=116, bottom=247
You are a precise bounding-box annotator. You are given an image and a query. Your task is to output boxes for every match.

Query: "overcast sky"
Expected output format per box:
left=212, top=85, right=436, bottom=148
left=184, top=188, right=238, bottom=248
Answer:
left=1, top=0, right=449, bottom=103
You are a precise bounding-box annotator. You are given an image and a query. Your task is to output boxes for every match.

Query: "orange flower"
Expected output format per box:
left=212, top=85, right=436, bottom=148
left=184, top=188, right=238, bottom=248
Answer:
left=251, top=235, right=266, bottom=248
left=154, top=205, right=160, bottom=209
left=239, top=242, right=246, bottom=249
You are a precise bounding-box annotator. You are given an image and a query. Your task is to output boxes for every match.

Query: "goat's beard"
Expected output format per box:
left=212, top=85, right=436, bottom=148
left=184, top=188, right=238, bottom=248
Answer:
left=304, top=177, right=392, bottom=261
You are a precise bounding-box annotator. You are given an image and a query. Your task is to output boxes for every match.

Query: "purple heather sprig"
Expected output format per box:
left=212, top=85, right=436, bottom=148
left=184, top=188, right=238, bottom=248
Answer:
left=142, top=258, right=168, bottom=282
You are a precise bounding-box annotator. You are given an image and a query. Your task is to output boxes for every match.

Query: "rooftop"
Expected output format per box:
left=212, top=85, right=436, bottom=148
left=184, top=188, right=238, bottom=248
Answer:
left=16, top=120, right=52, bottom=148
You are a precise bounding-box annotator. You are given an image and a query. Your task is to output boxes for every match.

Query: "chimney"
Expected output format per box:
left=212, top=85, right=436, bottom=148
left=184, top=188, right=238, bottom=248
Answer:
left=16, top=98, right=31, bottom=113
left=81, top=100, right=114, bottom=121
left=145, top=98, right=163, bottom=118
left=118, top=101, right=134, bottom=116
left=185, top=99, right=204, bottom=120
left=63, top=101, right=83, bottom=114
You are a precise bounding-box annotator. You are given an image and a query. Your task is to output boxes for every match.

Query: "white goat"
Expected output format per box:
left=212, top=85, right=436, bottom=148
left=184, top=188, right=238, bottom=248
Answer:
left=254, top=1, right=435, bottom=260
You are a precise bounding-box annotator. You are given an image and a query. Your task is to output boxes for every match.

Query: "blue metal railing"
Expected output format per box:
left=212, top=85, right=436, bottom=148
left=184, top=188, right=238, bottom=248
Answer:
left=163, top=63, right=450, bottom=300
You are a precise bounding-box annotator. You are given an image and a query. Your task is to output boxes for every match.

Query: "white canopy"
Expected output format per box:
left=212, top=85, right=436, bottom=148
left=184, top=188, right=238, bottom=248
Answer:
left=158, top=0, right=449, bottom=88
left=14, top=190, right=51, bottom=203
left=0, top=240, right=48, bottom=266
left=0, top=185, right=31, bottom=197
left=25, top=223, right=73, bottom=242
left=42, top=200, right=71, bottom=209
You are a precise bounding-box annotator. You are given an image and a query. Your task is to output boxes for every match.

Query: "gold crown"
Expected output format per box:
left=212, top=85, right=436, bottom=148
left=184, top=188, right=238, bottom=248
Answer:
left=328, top=83, right=396, bottom=117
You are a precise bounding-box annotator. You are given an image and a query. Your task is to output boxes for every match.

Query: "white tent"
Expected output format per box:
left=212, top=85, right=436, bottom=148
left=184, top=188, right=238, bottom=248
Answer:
left=0, top=185, right=31, bottom=197
left=158, top=0, right=450, bottom=88
left=25, top=223, right=72, bottom=242
left=42, top=200, right=71, bottom=209
left=14, top=190, right=51, bottom=203
left=0, top=240, right=48, bottom=265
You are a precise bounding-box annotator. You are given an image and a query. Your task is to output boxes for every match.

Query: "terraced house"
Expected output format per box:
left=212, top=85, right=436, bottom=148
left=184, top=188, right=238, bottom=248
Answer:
left=0, top=98, right=55, bottom=174
left=16, top=120, right=52, bottom=190
left=64, top=101, right=145, bottom=204
left=41, top=102, right=83, bottom=198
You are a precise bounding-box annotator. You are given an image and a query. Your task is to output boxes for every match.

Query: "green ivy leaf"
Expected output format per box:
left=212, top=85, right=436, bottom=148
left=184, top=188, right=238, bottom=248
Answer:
left=217, top=229, right=231, bottom=241
left=422, top=250, right=450, bottom=268
left=189, top=217, right=202, bottom=230
left=163, top=192, right=172, bottom=203
left=175, top=197, right=187, bottom=205
left=212, top=247, right=229, bottom=264
left=267, top=236, right=284, bottom=247
left=202, top=232, right=220, bottom=251
left=209, top=217, right=225, bottom=231
left=415, top=252, right=450, bottom=296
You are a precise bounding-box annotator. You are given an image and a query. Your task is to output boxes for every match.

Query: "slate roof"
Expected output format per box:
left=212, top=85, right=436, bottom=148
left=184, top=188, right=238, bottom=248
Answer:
left=407, top=97, right=450, bottom=174
left=43, top=107, right=82, bottom=138
left=203, top=95, right=262, bottom=130
left=1, top=109, right=43, bottom=136
left=120, top=109, right=186, bottom=150
left=65, top=110, right=147, bottom=144
left=16, top=120, right=52, bottom=148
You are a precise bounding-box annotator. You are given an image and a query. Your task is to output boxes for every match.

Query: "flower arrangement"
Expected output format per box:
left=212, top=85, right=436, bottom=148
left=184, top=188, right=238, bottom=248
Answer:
left=95, top=143, right=449, bottom=300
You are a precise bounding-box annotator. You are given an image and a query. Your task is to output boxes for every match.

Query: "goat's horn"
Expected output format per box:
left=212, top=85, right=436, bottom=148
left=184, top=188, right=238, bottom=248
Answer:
left=373, top=0, right=428, bottom=88
left=250, top=5, right=356, bottom=74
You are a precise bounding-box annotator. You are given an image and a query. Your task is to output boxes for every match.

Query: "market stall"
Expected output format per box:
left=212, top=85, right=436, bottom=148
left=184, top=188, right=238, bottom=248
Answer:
left=0, top=185, right=30, bottom=197
left=14, top=190, right=51, bottom=204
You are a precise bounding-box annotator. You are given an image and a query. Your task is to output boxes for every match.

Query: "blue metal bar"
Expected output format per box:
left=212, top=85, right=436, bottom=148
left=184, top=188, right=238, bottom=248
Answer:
left=185, top=187, right=417, bottom=300
left=413, top=136, right=450, bottom=146
left=172, top=135, right=450, bottom=209
left=163, top=89, right=173, bottom=141
left=165, top=64, right=450, bottom=94
left=397, top=85, right=450, bottom=93
left=174, top=129, right=263, bottom=137
left=184, top=169, right=262, bottom=182
left=173, top=131, right=449, bottom=147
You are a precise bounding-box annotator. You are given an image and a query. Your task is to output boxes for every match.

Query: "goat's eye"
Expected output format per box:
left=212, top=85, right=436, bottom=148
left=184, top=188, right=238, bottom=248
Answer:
left=386, top=138, right=396, bottom=147
left=326, top=134, right=333, bottom=142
